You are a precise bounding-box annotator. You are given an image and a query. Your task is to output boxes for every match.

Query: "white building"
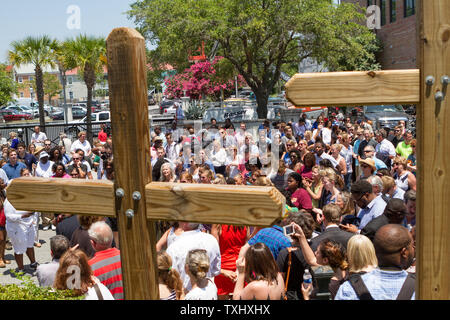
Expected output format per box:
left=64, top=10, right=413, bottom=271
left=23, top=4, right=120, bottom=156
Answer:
left=12, top=63, right=108, bottom=105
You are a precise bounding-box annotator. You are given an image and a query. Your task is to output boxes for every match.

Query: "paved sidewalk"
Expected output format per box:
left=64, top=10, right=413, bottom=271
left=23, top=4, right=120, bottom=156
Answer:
left=0, top=228, right=55, bottom=286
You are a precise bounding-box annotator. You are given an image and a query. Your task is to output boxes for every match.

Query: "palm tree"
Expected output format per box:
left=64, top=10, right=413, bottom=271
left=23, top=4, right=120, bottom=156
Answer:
left=64, top=35, right=107, bottom=142
left=54, top=41, right=72, bottom=124
left=9, top=36, right=58, bottom=129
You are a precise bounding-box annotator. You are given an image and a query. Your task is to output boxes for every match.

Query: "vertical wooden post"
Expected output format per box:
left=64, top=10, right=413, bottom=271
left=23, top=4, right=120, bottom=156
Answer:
left=417, top=0, right=450, bottom=299
left=106, top=28, right=158, bottom=300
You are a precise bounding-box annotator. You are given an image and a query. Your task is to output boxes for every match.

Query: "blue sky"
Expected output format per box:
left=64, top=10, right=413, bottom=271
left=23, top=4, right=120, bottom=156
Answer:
left=0, top=0, right=138, bottom=62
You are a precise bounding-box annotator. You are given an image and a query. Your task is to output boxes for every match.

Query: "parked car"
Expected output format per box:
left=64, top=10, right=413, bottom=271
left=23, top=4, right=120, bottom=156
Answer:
left=363, top=105, right=411, bottom=130
left=159, top=100, right=176, bottom=114
left=2, top=110, right=33, bottom=122
left=4, top=105, right=33, bottom=116
left=51, top=107, right=87, bottom=121
left=70, top=111, right=110, bottom=123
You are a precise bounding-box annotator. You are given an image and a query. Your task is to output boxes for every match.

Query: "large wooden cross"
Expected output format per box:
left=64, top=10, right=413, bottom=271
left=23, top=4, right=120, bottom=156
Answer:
left=6, top=28, right=285, bottom=300
left=6, top=1, right=449, bottom=300
left=284, top=0, right=449, bottom=300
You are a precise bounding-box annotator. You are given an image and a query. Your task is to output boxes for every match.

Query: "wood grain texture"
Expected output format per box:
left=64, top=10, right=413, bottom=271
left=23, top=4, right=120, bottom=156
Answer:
left=107, top=27, right=158, bottom=300
left=6, top=177, right=114, bottom=216
left=285, top=70, right=420, bottom=106
left=146, top=182, right=286, bottom=227
left=417, top=0, right=450, bottom=300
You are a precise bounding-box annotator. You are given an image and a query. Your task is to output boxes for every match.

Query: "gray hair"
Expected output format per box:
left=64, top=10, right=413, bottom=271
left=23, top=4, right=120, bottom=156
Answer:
left=88, top=221, right=113, bottom=249
left=159, top=162, right=175, bottom=181
left=364, top=145, right=375, bottom=152
left=50, top=235, right=70, bottom=259
left=367, top=175, right=383, bottom=192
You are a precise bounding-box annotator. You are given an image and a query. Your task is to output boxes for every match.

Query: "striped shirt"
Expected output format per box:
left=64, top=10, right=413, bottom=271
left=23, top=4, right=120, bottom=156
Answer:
left=89, top=248, right=123, bottom=300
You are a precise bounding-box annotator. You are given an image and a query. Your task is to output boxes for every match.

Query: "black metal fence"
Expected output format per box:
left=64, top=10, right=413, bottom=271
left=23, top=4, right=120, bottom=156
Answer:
left=0, top=122, right=111, bottom=147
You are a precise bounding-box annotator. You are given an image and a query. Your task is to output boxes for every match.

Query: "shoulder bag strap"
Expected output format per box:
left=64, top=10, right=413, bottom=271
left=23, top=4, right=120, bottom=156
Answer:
left=396, top=273, right=416, bottom=300
left=93, top=283, right=104, bottom=300
left=348, top=274, right=374, bottom=300
left=284, top=248, right=292, bottom=299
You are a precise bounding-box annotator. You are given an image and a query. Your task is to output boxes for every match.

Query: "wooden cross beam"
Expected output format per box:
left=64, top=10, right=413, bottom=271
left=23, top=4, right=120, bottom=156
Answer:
left=283, top=0, right=450, bottom=300
left=6, top=28, right=285, bottom=300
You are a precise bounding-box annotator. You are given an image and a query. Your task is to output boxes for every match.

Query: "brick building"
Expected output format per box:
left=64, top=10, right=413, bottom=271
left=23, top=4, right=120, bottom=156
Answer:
left=347, top=0, right=417, bottom=70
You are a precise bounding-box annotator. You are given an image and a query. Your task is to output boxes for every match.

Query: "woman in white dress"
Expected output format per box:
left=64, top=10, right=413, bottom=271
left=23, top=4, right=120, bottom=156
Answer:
left=4, top=197, right=37, bottom=272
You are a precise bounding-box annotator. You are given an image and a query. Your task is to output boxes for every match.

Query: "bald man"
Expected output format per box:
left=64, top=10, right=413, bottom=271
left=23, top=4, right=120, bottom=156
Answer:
left=335, top=224, right=415, bottom=300
left=88, top=221, right=123, bottom=300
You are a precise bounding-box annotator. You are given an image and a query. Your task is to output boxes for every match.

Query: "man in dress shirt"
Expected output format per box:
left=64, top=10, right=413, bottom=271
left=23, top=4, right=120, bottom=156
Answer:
left=341, top=179, right=387, bottom=233
left=375, top=129, right=396, bottom=169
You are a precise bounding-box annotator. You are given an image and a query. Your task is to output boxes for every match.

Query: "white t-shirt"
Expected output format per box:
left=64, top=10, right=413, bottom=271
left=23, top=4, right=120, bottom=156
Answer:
left=84, top=282, right=115, bottom=300
left=70, top=139, right=92, bottom=156
left=31, top=132, right=47, bottom=147
left=321, top=127, right=332, bottom=145
left=185, top=279, right=218, bottom=300
left=35, top=160, right=55, bottom=178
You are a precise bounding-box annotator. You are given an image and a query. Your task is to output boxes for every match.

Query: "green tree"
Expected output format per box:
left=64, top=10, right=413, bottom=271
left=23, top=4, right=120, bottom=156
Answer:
left=9, top=35, right=58, bottom=129
left=25, top=72, right=62, bottom=105
left=64, top=35, right=106, bottom=142
left=0, top=64, right=19, bottom=106
left=128, top=0, right=380, bottom=118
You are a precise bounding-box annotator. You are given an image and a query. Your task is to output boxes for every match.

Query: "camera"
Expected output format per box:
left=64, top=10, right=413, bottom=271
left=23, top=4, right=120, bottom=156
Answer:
left=283, top=225, right=295, bottom=237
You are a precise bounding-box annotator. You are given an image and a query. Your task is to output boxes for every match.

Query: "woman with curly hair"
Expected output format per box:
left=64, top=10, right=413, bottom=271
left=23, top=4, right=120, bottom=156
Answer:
left=160, top=162, right=176, bottom=182
left=157, top=251, right=184, bottom=300
left=291, top=222, right=349, bottom=300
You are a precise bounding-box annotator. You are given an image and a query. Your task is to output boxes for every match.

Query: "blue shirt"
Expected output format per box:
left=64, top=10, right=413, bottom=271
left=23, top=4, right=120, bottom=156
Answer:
left=335, top=268, right=415, bottom=300
left=2, top=161, right=27, bottom=180
left=248, top=225, right=291, bottom=260
left=372, top=157, right=387, bottom=171
left=18, top=152, right=37, bottom=172
left=357, top=195, right=387, bottom=229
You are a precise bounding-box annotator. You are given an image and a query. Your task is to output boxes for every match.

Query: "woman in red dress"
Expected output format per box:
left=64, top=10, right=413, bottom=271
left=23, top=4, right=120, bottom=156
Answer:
left=211, top=224, right=250, bottom=300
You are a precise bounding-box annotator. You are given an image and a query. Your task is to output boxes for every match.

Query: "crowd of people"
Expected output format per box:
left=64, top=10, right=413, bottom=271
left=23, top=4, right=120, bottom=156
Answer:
left=0, top=110, right=417, bottom=300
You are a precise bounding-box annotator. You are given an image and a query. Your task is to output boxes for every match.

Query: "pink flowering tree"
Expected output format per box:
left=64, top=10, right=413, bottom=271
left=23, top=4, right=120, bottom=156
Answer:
left=164, top=57, right=245, bottom=100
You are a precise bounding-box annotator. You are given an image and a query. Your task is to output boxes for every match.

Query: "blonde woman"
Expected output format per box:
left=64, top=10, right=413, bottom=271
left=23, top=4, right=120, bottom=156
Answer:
left=254, top=176, right=274, bottom=187
left=158, top=251, right=184, bottom=300
left=303, top=165, right=323, bottom=209
left=346, top=234, right=378, bottom=276
left=392, top=156, right=416, bottom=192
left=330, top=144, right=347, bottom=176
left=212, top=173, right=226, bottom=185
left=184, top=249, right=218, bottom=300
left=319, top=167, right=342, bottom=207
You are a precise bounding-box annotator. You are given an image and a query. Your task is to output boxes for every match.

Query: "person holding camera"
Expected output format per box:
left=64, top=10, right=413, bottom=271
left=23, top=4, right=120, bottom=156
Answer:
left=276, top=211, right=317, bottom=300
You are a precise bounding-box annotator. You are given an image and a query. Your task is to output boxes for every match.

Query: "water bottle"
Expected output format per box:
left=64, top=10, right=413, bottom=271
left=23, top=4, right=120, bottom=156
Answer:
left=303, top=269, right=312, bottom=289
